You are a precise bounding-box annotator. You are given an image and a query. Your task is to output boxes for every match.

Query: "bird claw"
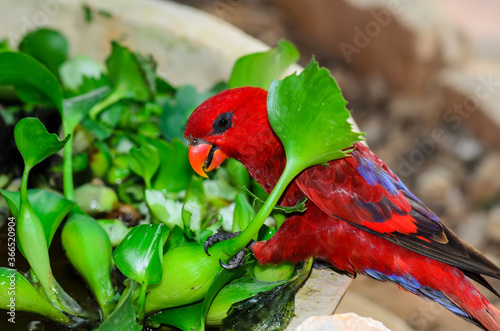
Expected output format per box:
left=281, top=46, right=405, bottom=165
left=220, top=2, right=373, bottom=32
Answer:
left=219, top=249, right=246, bottom=269
left=204, top=231, right=241, bottom=256
left=204, top=231, right=254, bottom=270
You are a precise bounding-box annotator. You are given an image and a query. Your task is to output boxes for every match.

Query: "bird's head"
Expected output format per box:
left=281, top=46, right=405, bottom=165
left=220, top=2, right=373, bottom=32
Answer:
left=184, top=86, right=282, bottom=179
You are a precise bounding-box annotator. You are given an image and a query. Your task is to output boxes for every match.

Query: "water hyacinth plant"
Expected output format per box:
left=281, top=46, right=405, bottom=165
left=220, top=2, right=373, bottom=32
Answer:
left=0, top=26, right=359, bottom=330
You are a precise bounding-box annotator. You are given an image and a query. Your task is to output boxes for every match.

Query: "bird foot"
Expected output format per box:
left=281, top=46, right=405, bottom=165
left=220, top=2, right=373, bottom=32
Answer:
left=204, top=231, right=254, bottom=269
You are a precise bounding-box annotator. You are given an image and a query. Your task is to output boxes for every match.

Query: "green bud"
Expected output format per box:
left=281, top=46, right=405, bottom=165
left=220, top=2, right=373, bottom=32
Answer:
left=74, top=183, right=118, bottom=214
left=90, top=141, right=112, bottom=178
left=61, top=214, right=116, bottom=317
left=0, top=268, right=70, bottom=324
left=253, top=261, right=295, bottom=283
left=144, top=242, right=222, bottom=313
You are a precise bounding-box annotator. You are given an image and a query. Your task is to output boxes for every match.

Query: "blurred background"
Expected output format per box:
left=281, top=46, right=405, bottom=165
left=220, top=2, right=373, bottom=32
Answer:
left=172, top=0, right=500, bottom=330
left=1, top=0, right=499, bottom=330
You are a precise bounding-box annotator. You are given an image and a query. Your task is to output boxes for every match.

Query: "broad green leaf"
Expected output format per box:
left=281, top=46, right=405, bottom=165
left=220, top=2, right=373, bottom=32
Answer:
left=0, top=268, right=70, bottom=324
left=14, top=117, right=69, bottom=169
left=113, top=223, right=168, bottom=286
left=199, top=266, right=246, bottom=330
left=0, top=52, right=63, bottom=111
left=225, top=159, right=251, bottom=190
left=160, top=84, right=221, bottom=142
left=229, top=40, right=299, bottom=89
left=130, top=142, right=160, bottom=189
left=61, top=213, right=116, bottom=317
left=0, top=39, right=11, bottom=52
left=59, top=55, right=105, bottom=91
left=206, top=277, right=288, bottom=326
left=232, top=193, right=255, bottom=233
left=62, top=85, right=110, bottom=134
left=19, top=28, right=68, bottom=77
left=148, top=301, right=204, bottom=331
left=97, top=280, right=141, bottom=331
left=182, top=176, right=206, bottom=234
left=149, top=138, right=192, bottom=193
left=145, top=189, right=183, bottom=228
left=221, top=259, right=312, bottom=330
left=97, top=219, right=131, bottom=246
left=267, top=59, right=364, bottom=171
left=89, top=41, right=155, bottom=119
left=0, top=189, right=74, bottom=248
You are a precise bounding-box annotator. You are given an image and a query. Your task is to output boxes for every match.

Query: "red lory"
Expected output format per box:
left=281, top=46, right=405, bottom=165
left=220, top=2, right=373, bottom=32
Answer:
left=184, top=86, right=500, bottom=330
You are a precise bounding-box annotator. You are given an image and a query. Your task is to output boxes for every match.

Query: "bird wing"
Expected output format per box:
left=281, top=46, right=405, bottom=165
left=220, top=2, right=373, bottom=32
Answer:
left=296, top=143, right=500, bottom=279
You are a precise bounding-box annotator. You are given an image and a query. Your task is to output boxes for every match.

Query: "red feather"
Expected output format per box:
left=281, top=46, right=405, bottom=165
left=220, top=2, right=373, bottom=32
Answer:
left=185, top=86, right=500, bottom=330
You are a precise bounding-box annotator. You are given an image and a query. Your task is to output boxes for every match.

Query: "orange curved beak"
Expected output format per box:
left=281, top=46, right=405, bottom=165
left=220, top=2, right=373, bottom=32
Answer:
left=188, top=142, right=228, bottom=178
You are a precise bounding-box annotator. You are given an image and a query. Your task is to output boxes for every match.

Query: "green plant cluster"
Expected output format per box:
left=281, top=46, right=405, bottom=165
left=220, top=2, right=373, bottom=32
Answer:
left=0, top=23, right=362, bottom=329
left=0, top=29, right=306, bottom=330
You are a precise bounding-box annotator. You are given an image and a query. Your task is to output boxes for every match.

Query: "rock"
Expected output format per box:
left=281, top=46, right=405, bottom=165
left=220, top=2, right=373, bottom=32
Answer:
left=455, top=212, right=488, bottom=249
left=286, top=269, right=352, bottom=330
left=270, top=0, right=466, bottom=93
left=335, top=291, right=413, bottom=331
left=296, top=313, right=391, bottom=331
left=415, top=165, right=465, bottom=215
left=487, top=205, right=500, bottom=241
left=469, top=153, right=500, bottom=204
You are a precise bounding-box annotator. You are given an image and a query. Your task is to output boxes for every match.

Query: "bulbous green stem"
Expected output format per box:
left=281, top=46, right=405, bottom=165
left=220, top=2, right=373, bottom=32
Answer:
left=220, top=162, right=300, bottom=258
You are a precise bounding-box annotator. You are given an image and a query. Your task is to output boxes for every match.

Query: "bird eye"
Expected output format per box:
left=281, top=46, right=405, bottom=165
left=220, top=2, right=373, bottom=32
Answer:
left=212, top=112, right=233, bottom=134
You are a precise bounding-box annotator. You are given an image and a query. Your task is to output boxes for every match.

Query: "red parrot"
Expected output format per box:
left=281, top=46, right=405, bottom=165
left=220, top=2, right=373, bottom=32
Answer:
left=184, top=86, right=500, bottom=330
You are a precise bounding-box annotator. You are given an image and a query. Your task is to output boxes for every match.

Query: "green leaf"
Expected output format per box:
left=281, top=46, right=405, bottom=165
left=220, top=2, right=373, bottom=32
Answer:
left=229, top=40, right=299, bottom=89
left=130, top=142, right=160, bottom=189
left=97, top=219, right=131, bottom=247
left=221, top=259, right=312, bottom=330
left=63, top=86, right=110, bottom=134
left=199, top=266, right=247, bottom=330
left=148, top=301, right=204, bottom=331
left=14, top=117, right=69, bottom=169
left=145, top=189, right=184, bottom=229
left=149, top=138, right=192, bottom=193
left=0, top=268, right=70, bottom=324
left=19, top=28, right=69, bottom=77
left=267, top=59, right=364, bottom=171
left=96, top=280, right=141, bottom=331
left=89, top=41, right=155, bottom=119
left=0, top=52, right=63, bottom=111
left=182, top=176, right=206, bottom=235
left=61, top=213, right=116, bottom=317
left=59, top=55, right=105, bottom=91
left=113, top=223, right=169, bottom=286
left=0, top=189, right=74, bottom=248
left=232, top=193, right=255, bottom=233
left=160, top=85, right=220, bottom=142
left=206, top=277, right=288, bottom=326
